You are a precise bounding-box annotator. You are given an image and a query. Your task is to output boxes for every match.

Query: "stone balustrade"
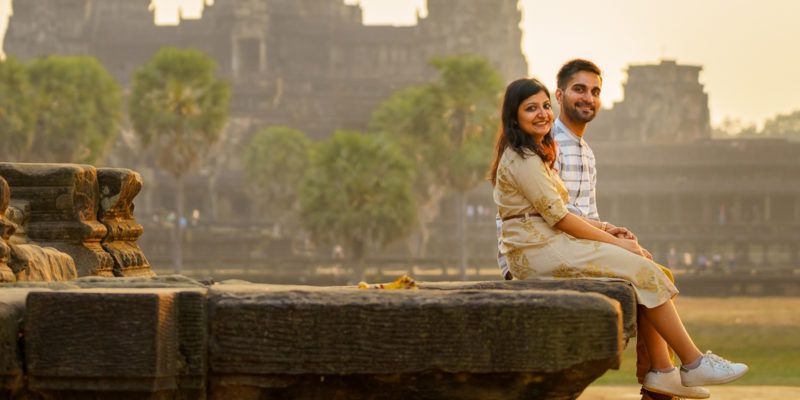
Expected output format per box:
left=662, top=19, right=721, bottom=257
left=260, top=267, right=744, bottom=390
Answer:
left=0, top=163, right=154, bottom=282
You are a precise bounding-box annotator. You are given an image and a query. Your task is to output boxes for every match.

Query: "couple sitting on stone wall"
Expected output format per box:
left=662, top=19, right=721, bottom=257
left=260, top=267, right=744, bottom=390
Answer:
left=490, top=59, right=747, bottom=400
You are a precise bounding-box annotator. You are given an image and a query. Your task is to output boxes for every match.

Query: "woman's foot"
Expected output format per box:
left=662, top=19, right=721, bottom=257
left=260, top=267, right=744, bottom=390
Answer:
left=681, top=351, right=748, bottom=386
left=643, top=368, right=710, bottom=399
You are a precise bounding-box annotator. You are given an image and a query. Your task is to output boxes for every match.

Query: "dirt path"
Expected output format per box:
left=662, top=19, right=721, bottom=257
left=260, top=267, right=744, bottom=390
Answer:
left=579, top=385, right=800, bottom=400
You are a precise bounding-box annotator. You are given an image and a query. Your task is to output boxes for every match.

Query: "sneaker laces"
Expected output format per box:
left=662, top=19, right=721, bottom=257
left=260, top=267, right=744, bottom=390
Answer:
left=704, top=350, right=735, bottom=372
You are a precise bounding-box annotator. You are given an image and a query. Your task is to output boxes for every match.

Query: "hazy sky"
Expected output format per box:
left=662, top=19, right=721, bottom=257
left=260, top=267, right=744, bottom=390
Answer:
left=1, top=0, right=798, bottom=127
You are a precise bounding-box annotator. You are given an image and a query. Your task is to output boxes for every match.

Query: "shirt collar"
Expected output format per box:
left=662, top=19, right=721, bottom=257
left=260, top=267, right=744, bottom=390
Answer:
left=554, top=118, right=586, bottom=146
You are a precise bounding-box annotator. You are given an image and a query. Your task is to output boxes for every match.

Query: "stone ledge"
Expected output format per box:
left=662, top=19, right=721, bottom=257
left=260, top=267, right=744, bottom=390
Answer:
left=0, top=277, right=633, bottom=400
left=418, top=279, right=638, bottom=341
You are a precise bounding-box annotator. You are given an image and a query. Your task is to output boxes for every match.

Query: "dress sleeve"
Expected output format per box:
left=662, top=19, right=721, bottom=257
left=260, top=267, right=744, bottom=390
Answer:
left=509, top=154, right=570, bottom=226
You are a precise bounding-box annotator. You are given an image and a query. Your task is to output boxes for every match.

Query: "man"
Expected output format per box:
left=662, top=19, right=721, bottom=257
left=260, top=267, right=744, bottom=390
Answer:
left=496, top=59, right=685, bottom=400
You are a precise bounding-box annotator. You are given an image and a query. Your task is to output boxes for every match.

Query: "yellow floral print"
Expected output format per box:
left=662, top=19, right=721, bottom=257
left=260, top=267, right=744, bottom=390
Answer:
left=507, top=248, right=530, bottom=279
left=520, top=218, right=547, bottom=242
left=496, top=166, right=517, bottom=196
left=635, top=268, right=661, bottom=292
left=533, top=197, right=565, bottom=224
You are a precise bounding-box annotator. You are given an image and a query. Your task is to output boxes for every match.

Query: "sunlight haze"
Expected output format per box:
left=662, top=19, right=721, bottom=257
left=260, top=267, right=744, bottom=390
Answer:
left=1, top=0, right=798, bottom=127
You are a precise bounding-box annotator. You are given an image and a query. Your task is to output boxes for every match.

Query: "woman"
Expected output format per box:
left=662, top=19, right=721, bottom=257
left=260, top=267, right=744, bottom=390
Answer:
left=489, top=78, right=747, bottom=399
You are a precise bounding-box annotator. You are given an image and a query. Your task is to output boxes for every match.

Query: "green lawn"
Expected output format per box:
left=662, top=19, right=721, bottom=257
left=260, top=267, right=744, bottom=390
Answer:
left=594, top=297, right=800, bottom=386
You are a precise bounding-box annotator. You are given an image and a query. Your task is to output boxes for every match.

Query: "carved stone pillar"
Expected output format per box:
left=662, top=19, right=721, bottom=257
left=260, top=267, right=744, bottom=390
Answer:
left=0, top=163, right=113, bottom=277
left=97, top=168, right=154, bottom=277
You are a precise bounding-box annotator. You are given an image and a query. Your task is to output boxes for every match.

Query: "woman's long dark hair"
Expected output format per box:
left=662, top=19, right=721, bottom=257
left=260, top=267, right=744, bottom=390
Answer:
left=488, top=78, right=557, bottom=185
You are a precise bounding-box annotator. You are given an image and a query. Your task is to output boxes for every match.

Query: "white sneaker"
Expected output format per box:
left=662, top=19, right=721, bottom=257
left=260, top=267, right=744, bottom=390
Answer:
left=681, top=351, right=749, bottom=386
left=643, top=368, right=710, bottom=399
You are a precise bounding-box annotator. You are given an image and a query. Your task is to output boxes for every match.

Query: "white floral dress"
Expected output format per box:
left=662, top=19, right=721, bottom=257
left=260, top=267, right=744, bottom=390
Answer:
left=494, top=148, right=678, bottom=308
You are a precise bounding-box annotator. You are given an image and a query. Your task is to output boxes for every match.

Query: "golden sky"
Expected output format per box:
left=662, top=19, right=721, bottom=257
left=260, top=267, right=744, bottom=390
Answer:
left=2, top=0, right=798, bottom=127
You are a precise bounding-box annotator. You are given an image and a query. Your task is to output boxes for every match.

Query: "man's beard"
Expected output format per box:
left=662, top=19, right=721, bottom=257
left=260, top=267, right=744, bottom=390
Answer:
left=563, top=101, right=597, bottom=123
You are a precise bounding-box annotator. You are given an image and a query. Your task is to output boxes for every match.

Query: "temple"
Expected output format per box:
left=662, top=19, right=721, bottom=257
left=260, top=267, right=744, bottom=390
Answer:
left=4, top=0, right=526, bottom=138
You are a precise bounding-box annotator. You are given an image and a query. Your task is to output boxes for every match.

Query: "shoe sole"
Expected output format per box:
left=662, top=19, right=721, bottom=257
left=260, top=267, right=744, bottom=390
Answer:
left=643, top=383, right=710, bottom=399
left=683, top=365, right=749, bottom=387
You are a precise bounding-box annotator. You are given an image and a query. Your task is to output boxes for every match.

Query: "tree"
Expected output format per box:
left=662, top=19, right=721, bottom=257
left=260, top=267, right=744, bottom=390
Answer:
left=369, top=85, right=448, bottom=258
left=0, top=57, right=35, bottom=160
left=760, top=109, right=800, bottom=138
left=129, top=48, right=230, bottom=272
left=299, top=130, right=416, bottom=280
left=0, top=56, right=122, bottom=163
left=370, top=55, right=502, bottom=278
left=710, top=117, right=757, bottom=138
left=27, top=56, right=122, bottom=163
left=242, top=126, right=311, bottom=235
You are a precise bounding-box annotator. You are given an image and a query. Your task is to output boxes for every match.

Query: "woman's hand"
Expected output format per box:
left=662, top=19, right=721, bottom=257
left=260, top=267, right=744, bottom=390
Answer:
left=605, top=223, right=637, bottom=240
left=616, top=238, right=645, bottom=257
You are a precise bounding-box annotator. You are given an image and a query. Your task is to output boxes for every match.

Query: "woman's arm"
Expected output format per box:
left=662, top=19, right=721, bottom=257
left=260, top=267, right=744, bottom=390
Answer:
left=578, top=215, right=638, bottom=240
left=555, top=213, right=644, bottom=256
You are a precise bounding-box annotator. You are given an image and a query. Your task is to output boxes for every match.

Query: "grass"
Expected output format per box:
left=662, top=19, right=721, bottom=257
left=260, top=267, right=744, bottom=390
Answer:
left=594, top=297, right=800, bottom=386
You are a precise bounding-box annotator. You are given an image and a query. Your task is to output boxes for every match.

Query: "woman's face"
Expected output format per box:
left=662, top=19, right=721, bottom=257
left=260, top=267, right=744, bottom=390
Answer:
left=516, top=91, right=553, bottom=141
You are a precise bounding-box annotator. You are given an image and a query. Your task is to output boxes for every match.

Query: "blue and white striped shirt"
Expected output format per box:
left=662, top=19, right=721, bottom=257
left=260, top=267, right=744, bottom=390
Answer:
left=495, top=118, right=600, bottom=279
left=552, top=118, right=599, bottom=221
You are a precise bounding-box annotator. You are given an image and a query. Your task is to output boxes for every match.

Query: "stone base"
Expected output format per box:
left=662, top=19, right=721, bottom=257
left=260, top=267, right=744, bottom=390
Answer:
left=9, top=243, right=77, bottom=282
left=0, top=278, right=632, bottom=399
left=209, top=365, right=613, bottom=400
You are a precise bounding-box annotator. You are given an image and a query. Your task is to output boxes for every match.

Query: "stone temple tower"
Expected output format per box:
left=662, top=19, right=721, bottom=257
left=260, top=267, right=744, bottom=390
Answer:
left=4, top=0, right=94, bottom=58
left=420, top=0, right=528, bottom=80
left=592, top=59, right=711, bottom=143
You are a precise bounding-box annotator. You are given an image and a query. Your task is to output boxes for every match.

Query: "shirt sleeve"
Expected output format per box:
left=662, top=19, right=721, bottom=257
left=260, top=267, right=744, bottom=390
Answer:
left=566, top=202, right=583, bottom=216
left=509, top=154, right=569, bottom=227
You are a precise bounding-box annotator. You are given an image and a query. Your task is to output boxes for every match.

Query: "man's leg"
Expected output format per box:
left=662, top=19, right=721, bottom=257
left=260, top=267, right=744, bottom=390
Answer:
left=638, top=264, right=678, bottom=399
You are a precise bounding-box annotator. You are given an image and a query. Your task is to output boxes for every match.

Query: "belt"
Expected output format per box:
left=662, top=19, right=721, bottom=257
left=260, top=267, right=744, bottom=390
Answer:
left=501, top=212, right=540, bottom=222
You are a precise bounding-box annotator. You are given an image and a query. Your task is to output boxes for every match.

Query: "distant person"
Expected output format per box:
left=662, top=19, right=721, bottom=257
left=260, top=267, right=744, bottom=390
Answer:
left=490, top=77, right=748, bottom=399
left=495, top=59, right=674, bottom=399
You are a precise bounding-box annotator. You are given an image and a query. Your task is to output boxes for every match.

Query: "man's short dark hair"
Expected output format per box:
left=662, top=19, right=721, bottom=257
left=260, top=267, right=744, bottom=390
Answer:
left=557, top=59, right=602, bottom=90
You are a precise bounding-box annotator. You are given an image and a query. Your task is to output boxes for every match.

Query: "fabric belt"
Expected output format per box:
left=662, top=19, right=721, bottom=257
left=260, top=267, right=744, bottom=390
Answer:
left=501, top=212, right=540, bottom=222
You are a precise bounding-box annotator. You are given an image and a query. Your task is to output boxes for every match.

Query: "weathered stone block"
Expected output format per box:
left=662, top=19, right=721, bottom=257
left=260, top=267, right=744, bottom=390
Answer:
left=24, top=288, right=204, bottom=397
left=419, top=279, right=638, bottom=342
left=8, top=243, right=78, bottom=282
left=4, top=194, right=78, bottom=283
left=208, top=284, right=624, bottom=399
left=97, top=168, right=154, bottom=277
left=0, top=163, right=114, bottom=277
left=0, top=289, right=38, bottom=396
left=0, top=177, right=15, bottom=283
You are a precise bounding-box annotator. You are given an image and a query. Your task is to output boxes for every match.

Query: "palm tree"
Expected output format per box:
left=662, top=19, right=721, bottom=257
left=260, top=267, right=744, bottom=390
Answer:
left=129, top=48, right=230, bottom=272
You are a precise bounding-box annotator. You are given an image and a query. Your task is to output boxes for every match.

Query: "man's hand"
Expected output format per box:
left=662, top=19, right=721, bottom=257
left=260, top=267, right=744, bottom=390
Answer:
left=641, top=247, right=654, bottom=260
left=605, top=223, right=637, bottom=240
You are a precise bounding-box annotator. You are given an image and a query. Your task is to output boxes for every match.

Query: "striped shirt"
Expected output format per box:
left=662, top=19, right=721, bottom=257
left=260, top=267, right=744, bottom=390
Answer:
left=495, top=118, right=600, bottom=279
left=552, top=118, right=599, bottom=220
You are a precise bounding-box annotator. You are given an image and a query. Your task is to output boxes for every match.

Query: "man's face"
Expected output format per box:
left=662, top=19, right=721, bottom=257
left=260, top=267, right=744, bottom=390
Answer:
left=556, top=71, right=602, bottom=124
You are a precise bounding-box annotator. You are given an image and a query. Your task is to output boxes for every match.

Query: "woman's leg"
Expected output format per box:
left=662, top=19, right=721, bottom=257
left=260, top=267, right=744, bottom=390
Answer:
left=639, top=306, right=674, bottom=370
left=642, top=300, right=702, bottom=364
